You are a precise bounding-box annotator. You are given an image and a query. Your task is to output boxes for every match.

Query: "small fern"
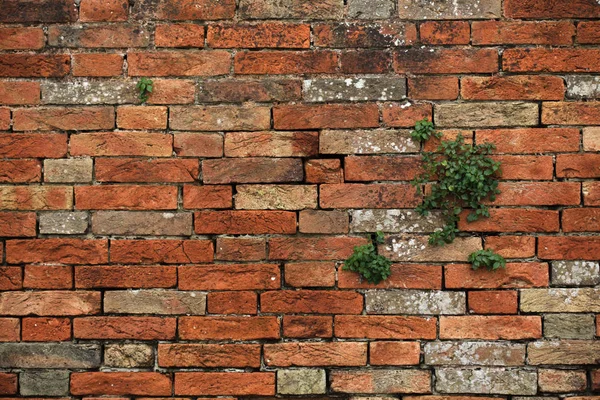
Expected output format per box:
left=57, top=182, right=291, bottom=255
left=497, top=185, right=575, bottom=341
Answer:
left=469, top=249, right=506, bottom=271
left=343, top=231, right=392, bottom=284
left=136, top=77, right=153, bottom=103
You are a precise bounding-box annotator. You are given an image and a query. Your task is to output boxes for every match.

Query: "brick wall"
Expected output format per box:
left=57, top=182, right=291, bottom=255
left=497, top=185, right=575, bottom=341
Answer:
left=1, top=0, right=600, bottom=397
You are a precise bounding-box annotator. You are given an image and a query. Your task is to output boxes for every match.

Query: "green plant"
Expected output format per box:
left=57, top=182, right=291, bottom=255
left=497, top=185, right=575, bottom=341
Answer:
left=136, top=77, right=153, bottom=103
left=468, top=249, right=506, bottom=271
left=411, top=119, right=501, bottom=246
left=343, top=231, right=392, bottom=284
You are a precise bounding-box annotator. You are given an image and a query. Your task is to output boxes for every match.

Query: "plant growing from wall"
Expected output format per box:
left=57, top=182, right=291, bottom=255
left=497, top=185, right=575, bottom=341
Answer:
left=411, top=119, right=506, bottom=271
left=136, top=77, right=153, bottom=103
left=343, top=231, right=392, bottom=284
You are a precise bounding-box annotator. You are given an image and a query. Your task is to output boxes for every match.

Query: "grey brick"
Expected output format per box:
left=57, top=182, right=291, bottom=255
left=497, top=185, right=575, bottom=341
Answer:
left=351, top=209, right=443, bottom=233
left=543, top=314, right=596, bottom=339
left=304, top=77, right=406, bottom=102
left=42, top=80, right=138, bottom=105
left=20, top=370, right=69, bottom=396
left=424, top=341, right=525, bottom=366
left=366, top=290, right=465, bottom=315
left=551, top=261, right=600, bottom=286
left=0, top=343, right=100, bottom=368
left=277, top=369, right=326, bottom=395
left=435, top=367, right=537, bottom=395
left=39, top=211, right=88, bottom=235
left=44, top=158, right=93, bottom=183
left=104, top=343, right=154, bottom=368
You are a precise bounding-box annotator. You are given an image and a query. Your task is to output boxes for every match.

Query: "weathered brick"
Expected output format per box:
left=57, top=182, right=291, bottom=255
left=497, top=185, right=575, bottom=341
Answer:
left=42, top=80, right=137, bottom=105
left=394, top=48, right=498, bottom=74
left=23, top=265, right=72, bottom=289
left=494, top=155, right=553, bottom=180
left=0, top=291, right=99, bottom=316
left=117, top=105, right=167, bottom=129
left=48, top=24, right=149, bottom=48
left=409, top=76, right=459, bottom=100
left=380, top=235, right=482, bottom=262
left=6, top=239, right=107, bottom=264
left=274, top=104, right=378, bottom=130
left=578, top=21, right=600, bottom=43
left=0, top=343, right=100, bottom=368
left=345, top=155, right=420, bottom=181
left=179, top=316, right=279, bottom=340
left=331, top=370, right=431, bottom=394
left=75, top=185, right=177, bottom=210
left=183, top=185, right=232, bottom=209
left=492, top=182, right=580, bottom=206
left=174, top=133, right=223, bottom=157
left=155, top=23, right=205, bottom=47
left=399, top=0, right=500, bottom=19
left=305, top=159, right=343, bottom=183
left=564, top=76, right=600, bottom=99
left=20, top=371, right=69, bottom=396
left=96, top=158, right=198, bottom=183
left=104, top=290, right=206, bottom=314
left=543, top=101, right=600, bottom=125
left=261, top=290, right=363, bottom=314
left=458, top=209, right=559, bottom=233
left=0, top=372, right=16, bottom=394
left=104, top=343, right=153, bottom=368
left=320, top=129, right=417, bottom=154
left=314, top=22, right=415, bottom=47
left=264, top=342, right=367, bottom=366
left=235, top=51, right=338, bottom=74
left=321, top=184, right=419, bottom=209
left=71, top=372, right=171, bottom=396
left=174, top=372, right=275, bottom=396
left=44, top=158, right=93, bottom=183
left=435, top=368, right=536, bottom=395
left=74, top=317, right=176, bottom=340
left=283, top=315, right=332, bottom=338
left=339, top=264, right=442, bottom=290
left=0, top=160, right=41, bottom=183
left=521, top=289, right=600, bottom=312
left=0, top=0, right=76, bottom=23
left=285, top=262, right=336, bottom=287
left=159, top=343, right=260, bottom=368
left=424, top=341, right=525, bottom=366
left=203, top=158, right=302, bottom=184
left=504, top=49, right=600, bottom=73
left=370, top=341, right=420, bottom=365
left=0, top=267, right=21, bottom=291
left=72, top=53, right=124, bottom=77
left=80, top=0, right=128, bottom=21
left=468, top=291, right=518, bottom=314
left=461, top=76, right=564, bottom=100
left=341, top=50, right=391, bottom=73
left=366, top=290, right=465, bottom=315
left=171, top=105, right=270, bottom=131
left=304, top=77, right=406, bottom=102
left=0, top=81, right=40, bottom=105
left=92, top=211, right=192, bottom=236
left=277, top=369, right=326, bottom=395
left=207, top=291, right=258, bottom=314
left=198, top=79, right=301, bottom=102
left=128, top=51, right=230, bottom=76
left=552, top=261, right=600, bottom=285
left=558, top=154, right=600, bottom=178
left=208, top=23, right=309, bottom=48
left=110, top=239, right=212, bottom=264
left=584, top=182, right=600, bottom=205
left=0, top=55, right=70, bottom=78
left=21, top=317, right=71, bottom=342
left=0, top=212, right=36, bottom=237
left=584, top=127, right=600, bottom=152
left=75, top=265, right=176, bottom=288
left=236, top=185, right=317, bottom=210
left=539, top=236, right=600, bottom=260
left=445, top=263, right=548, bottom=289
left=269, top=236, right=367, bottom=260
left=0, top=319, right=19, bottom=341
left=348, top=0, right=394, bottom=18
left=539, top=369, right=587, bottom=393
left=478, top=128, right=580, bottom=154
left=528, top=341, right=600, bottom=365
left=504, top=0, right=600, bottom=18
left=382, top=102, right=432, bottom=128
left=299, top=210, right=348, bottom=234
left=544, top=314, right=596, bottom=339
left=420, top=21, right=470, bottom=45
left=13, top=107, right=114, bottom=131
left=195, top=211, right=296, bottom=234
left=239, top=0, right=343, bottom=19
left=436, top=102, right=538, bottom=127
left=472, top=21, right=574, bottom=45
left=216, top=237, right=266, bottom=261
left=148, top=79, right=196, bottom=104
left=132, top=0, right=235, bottom=20
left=225, top=131, right=317, bottom=158
left=179, top=264, right=279, bottom=290
left=440, top=316, right=541, bottom=339
left=485, top=235, right=536, bottom=259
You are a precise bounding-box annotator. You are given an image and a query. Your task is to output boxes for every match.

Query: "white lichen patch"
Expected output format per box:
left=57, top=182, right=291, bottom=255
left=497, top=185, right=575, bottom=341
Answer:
left=365, top=290, right=466, bottom=315
left=350, top=209, right=444, bottom=233
left=320, top=129, right=418, bottom=154
left=303, top=77, right=406, bottom=102
left=41, top=80, right=139, bottom=105
left=551, top=260, right=600, bottom=286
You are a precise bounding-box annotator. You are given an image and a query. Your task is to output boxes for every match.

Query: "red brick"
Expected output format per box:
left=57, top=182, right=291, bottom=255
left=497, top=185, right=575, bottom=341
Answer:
left=148, top=79, right=196, bottom=104
left=239, top=0, right=341, bottom=19
left=225, top=131, right=318, bottom=157
left=80, top=0, right=128, bottom=21
left=493, top=155, right=554, bottom=180
left=445, top=262, right=548, bottom=289
left=341, top=50, right=391, bottom=73
left=408, top=77, right=459, bottom=100
left=472, top=21, right=574, bottom=45
left=0, top=27, right=45, bottom=50
left=208, top=23, right=310, bottom=48
left=215, top=237, right=265, bottom=261
left=235, top=51, right=338, bottom=74
left=22, top=317, right=71, bottom=341
left=563, top=208, right=600, bottom=232
left=461, top=75, right=564, bottom=100
left=477, top=128, right=580, bottom=154
left=269, top=236, right=368, bottom=260
left=305, top=159, right=343, bottom=183
left=264, top=342, right=367, bottom=366
left=72, top=53, right=124, bottom=77
left=394, top=48, right=498, bottom=74
left=179, top=264, right=279, bottom=290
left=440, top=316, right=541, bottom=339
left=23, top=265, right=72, bottom=289
left=420, top=21, right=470, bottom=45
left=0, top=212, right=36, bottom=237
left=71, top=372, right=171, bottom=396
left=1, top=0, right=77, bottom=23
left=179, top=316, right=279, bottom=340
left=539, top=236, right=600, bottom=260
left=6, top=239, right=108, bottom=265
left=504, top=0, right=600, bottom=18
left=458, top=209, right=559, bottom=233
left=557, top=154, right=600, bottom=178
left=175, top=372, right=274, bottom=396
left=128, top=51, right=230, bottom=76
left=504, top=49, right=600, bottom=73
left=117, top=106, right=168, bottom=130
left=283, top=315, right=332, bottom=338
left=577, top=21, right=600, bottom=44
left=584, top=182, right=600, bottom=206
left=339, top=264, right=442, bottom=289
left=261, top=290, right=363, bottom=314
left=195, top=211, right=296, bottom=234
left=75, top=185, right=177, bottom=210
left=0, top=186, right=71, bottom=211
left=485, top=235, right=536, bottom=258
left=335, top=315, right=437, bottom=339
left=543, top=102, right=600, bottom=125
left=0, top=54, right=70, bottom=77
left=0, top=267, right=21, bottom=291
left=491, top=182, right=580, bottom=206
left=0, top=134, right=66, bottom=159
left=207, top=291, right=257, bottom=314
left=331, top=370, right=431, bottom=394
left=0, top=81, right=40, bottom=105
left=13, top=107, right=114, bottom=131
left=382, top=102, right=432, bottom=128
left=345, top=155, right=421, bottom=181
left=274, top=104, right=379, bottom=130
left=370, top=341, right=420, bottom=365
left=155, top=23, right=205, bottom=47
left=159, top=343, right=260, bottom=368
left=0, top=319, right=19, bottom=341
left=0, top=291, right=100, bottom=316
left=0, top=108, right=10, bottom=130
left=110, top=239, right=213, bottom=264
left=135, top=0, right=235, bottom=20
left=71, top=132, right=172, bottom=157
left=468, top=291, right=518, bottom=314
left=96, top=158, right=198, bottom=183
left=313, top=22, right=416, bottom=48
left=592, top=370, right=600, bottom=390
left=174, top=133, right=223, bottom=157
left=285, top=262, right=336, bottom=287
left=0, top=372, right=17, bottom=394
left=299, top=210, right=347, bottom=235
left=48, top=24, right=149, bottom=48
left=75, top=266, right=177, bottom=288
left=183, top=185, right=232, bottom=209
left=74, top=317, right=176, bottom=339
left=320, top=184, right=420, bottom=209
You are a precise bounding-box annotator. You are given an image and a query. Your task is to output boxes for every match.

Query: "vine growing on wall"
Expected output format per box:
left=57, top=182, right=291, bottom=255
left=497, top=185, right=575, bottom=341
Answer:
left=343, top=231, right=392, bottom=284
